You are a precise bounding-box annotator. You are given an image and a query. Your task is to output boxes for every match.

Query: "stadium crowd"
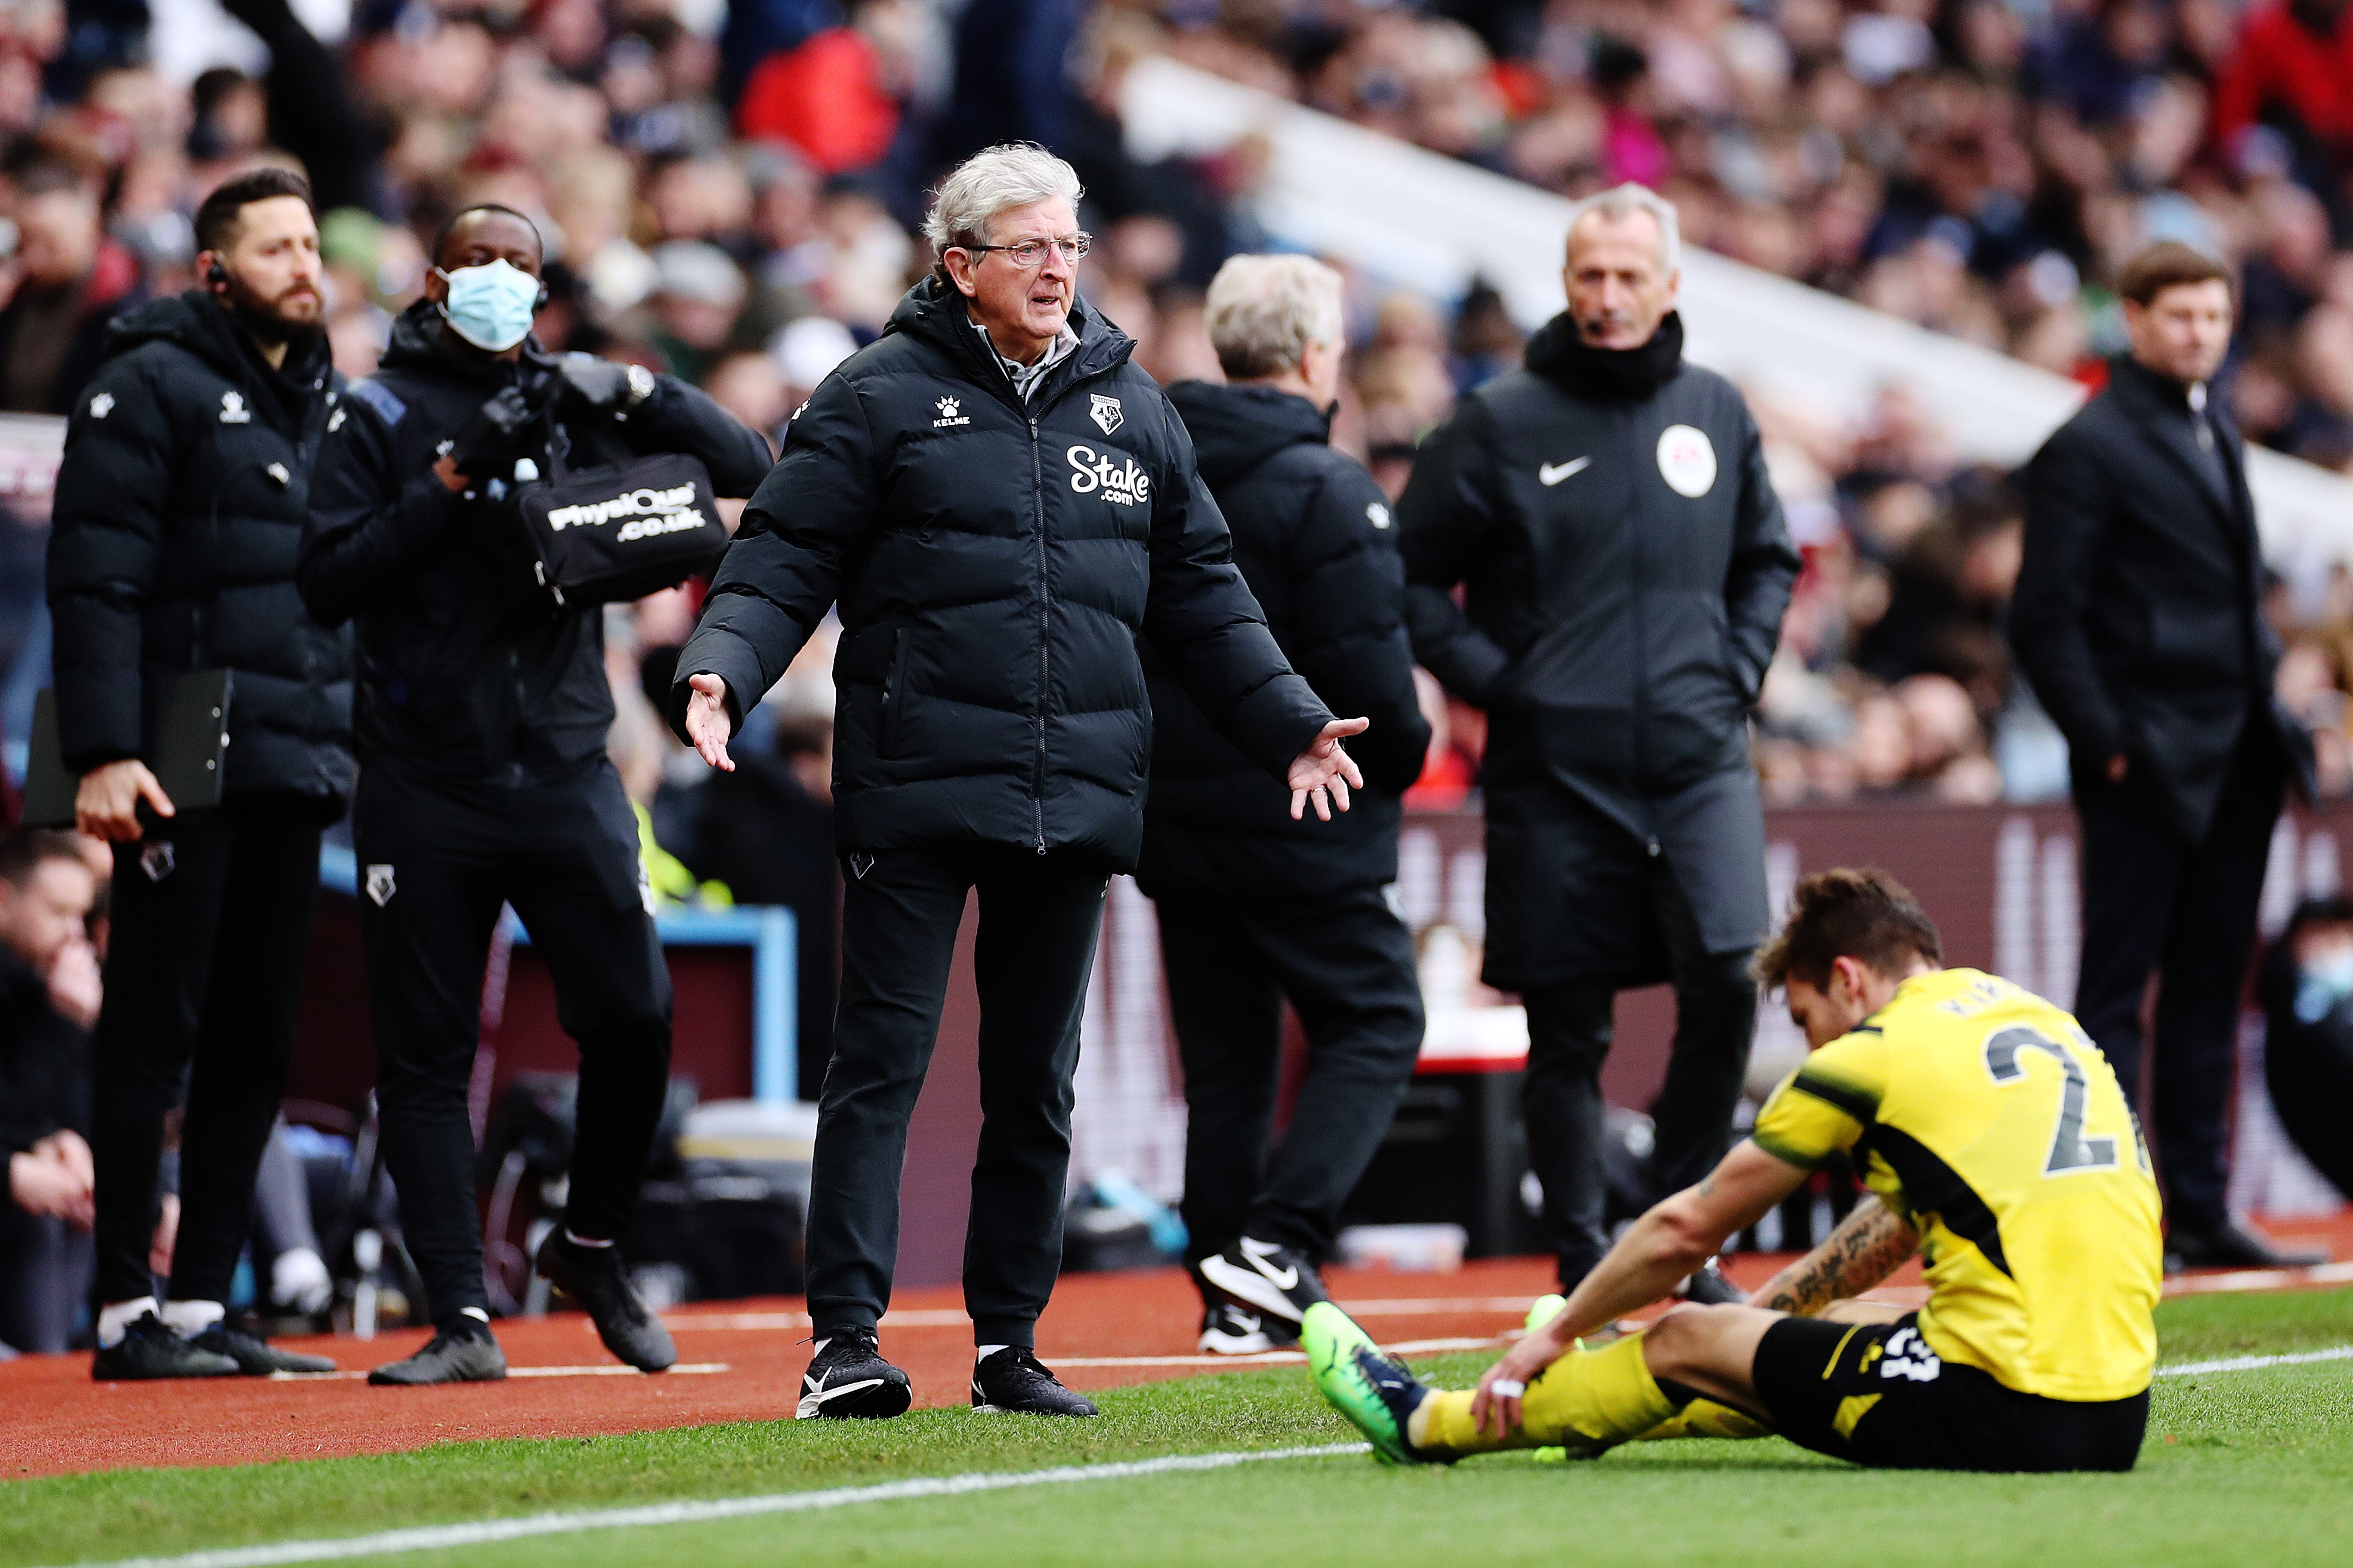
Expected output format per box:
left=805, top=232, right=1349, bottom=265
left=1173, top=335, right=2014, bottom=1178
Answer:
left=2, top=1, right=2353, bottom=828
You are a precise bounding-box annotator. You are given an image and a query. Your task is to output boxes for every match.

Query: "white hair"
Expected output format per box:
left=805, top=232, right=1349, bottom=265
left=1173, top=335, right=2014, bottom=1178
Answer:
left=1564, top=182, right=1681, bottom=274
left=1204, top=253, right=1346, bottom=381
left=922, top=144, right=1084, bottom=265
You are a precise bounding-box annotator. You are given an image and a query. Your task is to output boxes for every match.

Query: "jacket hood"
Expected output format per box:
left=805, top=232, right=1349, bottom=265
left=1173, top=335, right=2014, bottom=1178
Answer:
left=381, top=296, right=554, bottom=382
left=883, top=274, right=1134, bottom=385
left=1166, top=380, right=1331, bottom=490
left=1525, top=309, right=1685, bottom=401
left=101, top=288, right=331, bottom=393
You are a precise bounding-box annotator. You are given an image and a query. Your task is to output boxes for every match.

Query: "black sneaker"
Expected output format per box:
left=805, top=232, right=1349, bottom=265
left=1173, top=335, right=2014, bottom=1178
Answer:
left=1678, top=1258, right=1745, bottom=1306
left=1197, top=1301, right=1293, bottom=1356
left=2168, top=1221, right=2330, bottom=1271
left=971, top=1347, right=1098, bottom=1416
left=1196, top=1238, right=1330, bottom=1335
left=536, top=1231, right=677, bottom=1372
left=189, top=1322, right=336, bottom=1375
left=368, top=1323, right=509, bottom=1385
left=91, top=1313, right=241, bottom=1381
left=797, top=1328, right=913, bottom=1419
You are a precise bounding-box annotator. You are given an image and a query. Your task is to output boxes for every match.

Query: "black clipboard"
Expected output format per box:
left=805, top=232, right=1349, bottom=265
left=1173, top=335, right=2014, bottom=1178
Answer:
left=19, top=670, right=234, bottom=828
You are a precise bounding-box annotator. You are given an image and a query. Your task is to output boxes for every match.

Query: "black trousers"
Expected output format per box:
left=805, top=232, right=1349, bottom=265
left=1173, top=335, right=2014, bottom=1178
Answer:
left=91, top=797, right=322, bottom=1305
left=354, top=759, right=672, bottom=1324
left=0, top=1202, right=94, bottom=1353
left=1522, top=859, right=1757, bottom=1291
left=1154, top=885, right=1423, bottom=1264
left=2075, top=730, right=2283, bottom=1232
left=806, top=844, right=1106, bottom=1348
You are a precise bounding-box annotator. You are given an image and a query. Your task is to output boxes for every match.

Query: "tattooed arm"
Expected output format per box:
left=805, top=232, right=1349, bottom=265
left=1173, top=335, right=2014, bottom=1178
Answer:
left=1747, top=1196, right=1919, bottom=1318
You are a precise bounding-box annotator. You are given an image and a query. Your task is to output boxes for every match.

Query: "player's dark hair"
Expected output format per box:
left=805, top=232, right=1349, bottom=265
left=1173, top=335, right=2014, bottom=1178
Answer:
left=430, top=203, right=543, bottom=270
left=1752, top=867, right=1943, bottom=993
left=2114, top=240, right=2231, bottom=308
left=193, top=167, right=314, bottom=256
left=0, top=828, right=85, bottom=889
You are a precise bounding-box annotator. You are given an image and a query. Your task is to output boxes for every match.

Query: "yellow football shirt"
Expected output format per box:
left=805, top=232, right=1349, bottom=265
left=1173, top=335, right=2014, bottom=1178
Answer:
left=1750, top=967, right=2163, bottom=1402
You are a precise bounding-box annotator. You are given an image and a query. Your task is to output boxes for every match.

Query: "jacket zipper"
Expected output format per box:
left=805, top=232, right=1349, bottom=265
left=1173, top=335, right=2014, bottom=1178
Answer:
left=1627, top=409, right=1659, bottom=858
left=1030, top=413, right=1049, bottom=852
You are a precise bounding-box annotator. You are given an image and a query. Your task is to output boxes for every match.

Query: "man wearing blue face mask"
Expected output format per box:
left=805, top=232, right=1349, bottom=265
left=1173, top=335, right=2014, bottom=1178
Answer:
left=300, top=205, right=773, bottom=1385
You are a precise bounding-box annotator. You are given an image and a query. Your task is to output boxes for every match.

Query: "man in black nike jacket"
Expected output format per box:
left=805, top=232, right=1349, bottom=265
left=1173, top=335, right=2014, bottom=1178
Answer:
left=1141, top=254, right=1431, bottom=1355
left=1398, top=184, right=1798, bottom=1303
left=672, top=146, right=1366, bottom=1419
left=301, top=204, right=771, bottom=1385
left=47, top=169, right=348, bottom=1380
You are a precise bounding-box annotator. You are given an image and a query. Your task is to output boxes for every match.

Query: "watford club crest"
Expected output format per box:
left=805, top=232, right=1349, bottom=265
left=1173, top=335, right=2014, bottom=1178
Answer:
left=1089, top=393, right=1123, bottom=435
left=365, top=863, right=397, bottom=907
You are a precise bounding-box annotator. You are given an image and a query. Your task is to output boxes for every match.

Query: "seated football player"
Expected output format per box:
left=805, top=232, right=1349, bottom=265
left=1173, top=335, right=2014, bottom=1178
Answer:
left=1310, top=867, right=2163, bottom=1473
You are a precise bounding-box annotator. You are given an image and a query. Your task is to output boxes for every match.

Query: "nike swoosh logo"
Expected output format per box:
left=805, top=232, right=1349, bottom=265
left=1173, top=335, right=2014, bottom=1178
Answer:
left=1539, top=457, right=1591, bottom=486
left=1253, top=1258, right=1300, bottom=1290
left=798, top=1374, right=885, bottom=1412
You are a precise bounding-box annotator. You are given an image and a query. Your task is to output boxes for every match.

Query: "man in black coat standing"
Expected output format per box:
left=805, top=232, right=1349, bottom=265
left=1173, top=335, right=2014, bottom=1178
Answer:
left=1142, top=254, right=1431, bottom=1354
left=302, top=205, right=774, bottom=1384
left=674, top=146, right=1364, bottom=1419
left=2013, top=241, right=2320, bottom=1272
left=47, top=169, right=347, bottom=1380
left=1398, top=184, right=1798, bottom=1303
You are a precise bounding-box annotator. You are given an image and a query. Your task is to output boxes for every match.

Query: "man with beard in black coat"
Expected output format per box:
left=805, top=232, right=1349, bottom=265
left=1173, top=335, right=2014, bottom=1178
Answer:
left=674, top=146, right=1366, bottom=1419
left=2012, top=241, right=2320, bottom=1272
left=1398, top=184, right=1798, bottom=1304
left=1143, top=254, right=1431, bottom=1354
left=301, top=205, right=773, bottom=1385
left=47, top=168, right=348, bottom=1380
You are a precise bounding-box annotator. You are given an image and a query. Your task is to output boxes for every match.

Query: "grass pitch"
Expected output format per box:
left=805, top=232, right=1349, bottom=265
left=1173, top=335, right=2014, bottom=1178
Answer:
left=7, top=1287, right=2351, bottom=1568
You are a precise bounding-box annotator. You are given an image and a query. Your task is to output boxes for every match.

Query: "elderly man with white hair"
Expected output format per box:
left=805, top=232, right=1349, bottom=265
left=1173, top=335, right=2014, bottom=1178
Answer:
left=672, top=144, right=1366, bottom=1418
left=1397, top=183, right=1799, bottom=1307
left=1141, top=253, right=1431, bottom=1356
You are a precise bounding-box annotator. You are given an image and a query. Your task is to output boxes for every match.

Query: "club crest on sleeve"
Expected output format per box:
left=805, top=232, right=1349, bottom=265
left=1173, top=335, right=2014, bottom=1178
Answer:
left=365, top=863, right=397, bottom=907
left=140, top=842, right=175, bottom=882
left=219, top=390, right=251, bottom=424
left=1089, top=393, right=1123, bottom=435
left=88, top=391, right=114, bottom=419
left=933, top=395, right=969, bottom=429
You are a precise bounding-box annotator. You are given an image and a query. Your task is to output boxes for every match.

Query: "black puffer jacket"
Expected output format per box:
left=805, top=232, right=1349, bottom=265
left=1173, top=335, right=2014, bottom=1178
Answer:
left=1137, top=381, right=1429, bottom=901
left=302, top=301, right=773, bottom=784
left=675, top=278, right=1332, bottom=868
left=45, top=290, right=351, bottom=807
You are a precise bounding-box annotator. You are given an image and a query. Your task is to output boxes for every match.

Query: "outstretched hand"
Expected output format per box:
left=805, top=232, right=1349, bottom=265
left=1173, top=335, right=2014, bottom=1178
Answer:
left=1287, top=717, right=1369, bottom=821
left=684, top=673, right=736, bottom=772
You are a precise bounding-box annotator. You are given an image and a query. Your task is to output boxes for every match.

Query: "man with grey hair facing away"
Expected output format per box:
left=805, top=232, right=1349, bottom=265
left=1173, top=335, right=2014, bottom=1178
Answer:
left=1398, top=183, right=1798, bottom=1305
left=672, top=145, right=1367, bottom=1418
left=1142, top=253, right=1431, bottom=1354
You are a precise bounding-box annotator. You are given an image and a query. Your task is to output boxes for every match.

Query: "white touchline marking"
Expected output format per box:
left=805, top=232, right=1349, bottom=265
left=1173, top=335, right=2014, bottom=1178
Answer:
left=1052, top=1334, right=1501, bottom=1369
left=266, top=1365, right=730, bottom=1383
left=2156, top=1345, right=2353, bottom=1377
left=664, top=1300, right=1536, bottom=1333
left=42, top=1444, right=1371, bottom=1568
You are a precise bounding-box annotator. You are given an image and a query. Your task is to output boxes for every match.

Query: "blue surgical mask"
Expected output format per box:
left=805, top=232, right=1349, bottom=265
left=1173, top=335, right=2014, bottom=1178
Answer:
left=435, top=259, right=540, bottom=352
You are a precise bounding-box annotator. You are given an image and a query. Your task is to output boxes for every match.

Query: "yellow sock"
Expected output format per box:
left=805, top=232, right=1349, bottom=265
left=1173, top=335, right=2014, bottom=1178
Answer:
left=1407, top=1332, right=1677, bottom=1459
left=1635, top=1397, right=1773, bottom=1442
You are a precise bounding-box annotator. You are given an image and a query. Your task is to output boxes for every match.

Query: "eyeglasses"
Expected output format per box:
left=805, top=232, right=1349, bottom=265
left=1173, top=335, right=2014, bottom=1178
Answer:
left=962, top=234, right=1092, bottom=267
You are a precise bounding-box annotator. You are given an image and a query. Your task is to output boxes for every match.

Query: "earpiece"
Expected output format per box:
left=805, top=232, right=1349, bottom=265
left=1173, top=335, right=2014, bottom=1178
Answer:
left=205, top=258, right=227, bottom=287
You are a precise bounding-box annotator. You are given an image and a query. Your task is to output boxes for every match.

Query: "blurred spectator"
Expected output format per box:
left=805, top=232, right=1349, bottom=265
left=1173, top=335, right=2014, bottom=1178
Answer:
left=0, top=163, right=142, bottom=414
left=0, top=827, right=100, bottom=1356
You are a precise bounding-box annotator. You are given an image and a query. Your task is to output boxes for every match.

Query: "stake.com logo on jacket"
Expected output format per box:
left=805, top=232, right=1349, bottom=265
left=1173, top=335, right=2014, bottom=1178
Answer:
left=1066, top=443, right=1151, bottom=506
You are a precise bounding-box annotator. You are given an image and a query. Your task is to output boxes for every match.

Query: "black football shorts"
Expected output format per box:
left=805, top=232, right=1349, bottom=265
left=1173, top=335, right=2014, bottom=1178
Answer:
left=1749, top=1313, right=2147, bottom=1472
